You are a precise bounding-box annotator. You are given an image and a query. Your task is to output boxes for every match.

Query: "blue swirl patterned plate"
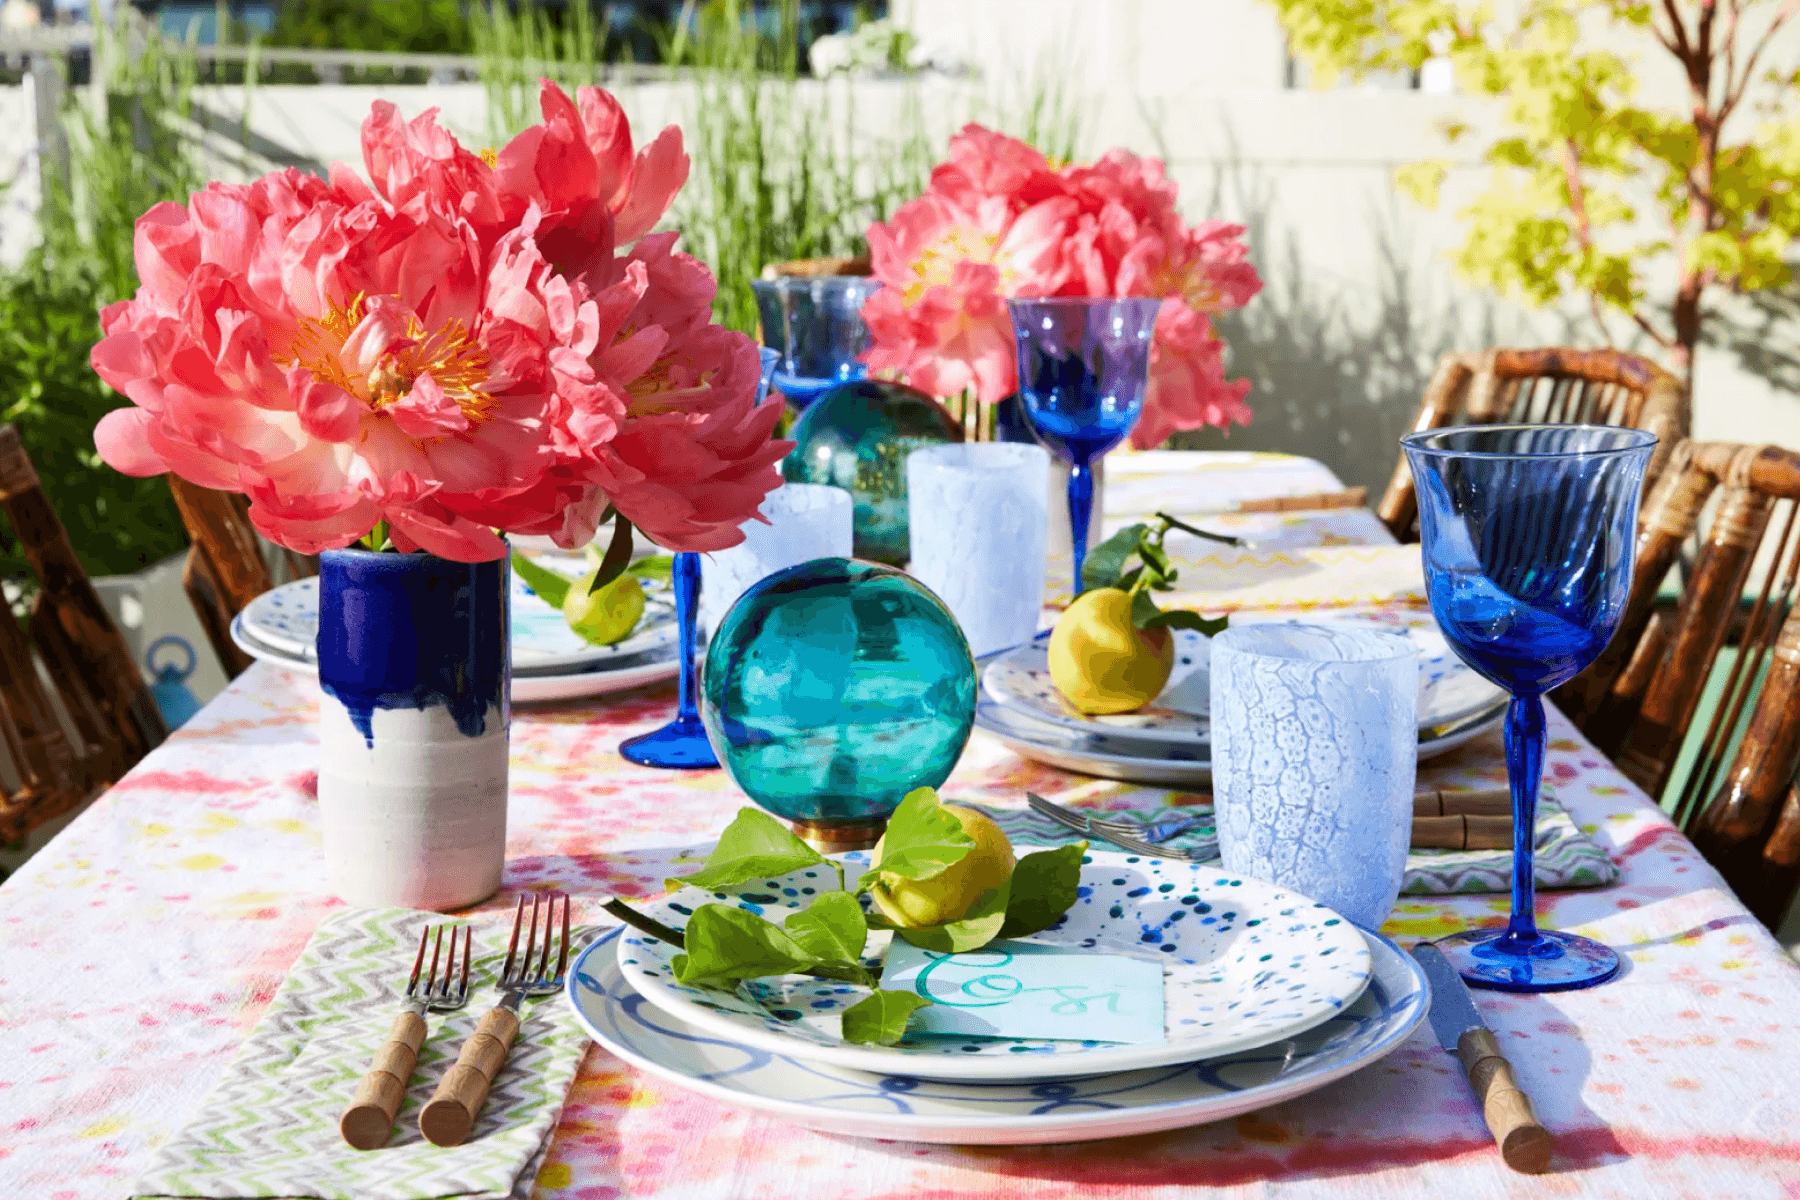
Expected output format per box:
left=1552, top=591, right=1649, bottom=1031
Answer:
left=238, top=564, right=676, bottom=675
left=983, top=609, right=1503, bottom=748
left=614, top=849, right=1371, bottom=1082
left=570, top=924, right=1427, bottom=1144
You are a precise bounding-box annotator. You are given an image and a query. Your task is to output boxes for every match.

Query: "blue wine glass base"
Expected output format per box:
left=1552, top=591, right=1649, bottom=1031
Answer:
left=1433, top=927, right=1622, bottom=993
left=619, top=715, right=718, bottom=769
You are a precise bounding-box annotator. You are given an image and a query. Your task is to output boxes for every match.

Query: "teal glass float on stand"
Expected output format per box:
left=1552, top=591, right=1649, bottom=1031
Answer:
left=782, top=380, right=963, bottom=565
left=700, top=558, right=977, bottom=850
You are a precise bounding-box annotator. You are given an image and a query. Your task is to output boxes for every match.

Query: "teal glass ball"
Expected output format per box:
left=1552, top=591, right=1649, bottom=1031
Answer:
left=781, top=380, right=964, bottom=565
left=700, top=558, right=976, bottom=827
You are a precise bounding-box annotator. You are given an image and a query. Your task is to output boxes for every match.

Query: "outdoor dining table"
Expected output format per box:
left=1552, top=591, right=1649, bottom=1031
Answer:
left=4, top=451, right=1800, bottom=1199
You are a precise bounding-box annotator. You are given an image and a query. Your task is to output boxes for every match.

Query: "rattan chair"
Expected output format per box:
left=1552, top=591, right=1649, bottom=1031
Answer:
left=1379, top=348, right=1686, bottom=542
left=1555, top=441, right=1800, bottom=926
left=0, top=425, right=166, bottom=845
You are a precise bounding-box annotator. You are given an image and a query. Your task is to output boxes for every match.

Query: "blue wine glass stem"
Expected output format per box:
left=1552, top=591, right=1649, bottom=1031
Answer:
left=1068, top=459, right=1095, bottom=591
left=1500, top=692, right=1546, bottom=949
left=672, top=551, right=700, bottom=722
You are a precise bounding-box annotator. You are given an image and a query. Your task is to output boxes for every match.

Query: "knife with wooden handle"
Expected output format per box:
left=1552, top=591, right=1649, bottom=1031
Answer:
left=1411, top=941, right=1554, bottom=1173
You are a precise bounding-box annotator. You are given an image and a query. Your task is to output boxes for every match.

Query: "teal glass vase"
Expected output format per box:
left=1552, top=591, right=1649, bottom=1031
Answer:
left=781, top=380, right=963, bottom=565
left=700, top=558, right=976, bottom=848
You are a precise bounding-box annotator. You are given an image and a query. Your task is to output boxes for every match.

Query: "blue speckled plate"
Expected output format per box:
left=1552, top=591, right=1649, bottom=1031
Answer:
left=238, top=563, right=675, bottom=673
left=615, top=849, right=1372, bottom=1082
left=570, top=924, right=1425, bottom=1143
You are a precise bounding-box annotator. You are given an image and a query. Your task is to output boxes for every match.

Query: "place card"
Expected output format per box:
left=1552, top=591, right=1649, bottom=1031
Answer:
left=882, top=940, right=1166, bottom=1044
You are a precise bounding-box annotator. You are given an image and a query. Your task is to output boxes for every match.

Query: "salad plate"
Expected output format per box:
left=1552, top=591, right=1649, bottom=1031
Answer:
left=238, top=565, right=677, bottom=675
left=569, top=924, right=1429, bottom=1145
left=615, top=849, right=1372, bottom=1082
left=230, top=613, right=680, bottom=703
left=982, top=610, right=1502, bottom=747
left=973, top=696, right=1506, bottom=787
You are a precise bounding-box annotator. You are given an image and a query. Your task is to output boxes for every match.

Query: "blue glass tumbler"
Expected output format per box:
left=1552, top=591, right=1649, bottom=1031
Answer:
left=620, top=350, right=784, bottom=770
left=752, top=276, right=882, bottom=413
left=1006, top=297, right=1162, bottom=589
left=1403, top=424, right=1657, bottom=991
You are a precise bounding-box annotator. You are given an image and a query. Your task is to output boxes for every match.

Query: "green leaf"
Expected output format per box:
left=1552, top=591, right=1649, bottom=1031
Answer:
left=666, top=807, right=833, bottom=894
left=1140, top=609, right=1230, bottom=636
left=670, top=904, right=818, bottom=988
left=890, top=879, right=1011, bottom=953
left=1129, top=588, right=1162, bottom=629
left=625, top=554, right=675, bottom=584
left=511, top=551, right=573, bottom=609
left=840, top=989, right=933, bottom=1046
left=784, top=892, right=869, bottom=964
left=999, top=842, right=1088, bottom=939
left=589, top=509, right=635, bottom=594
left=1080, top=523, right=1147, bottom=592
left=856, top=787, right=972, bottom=885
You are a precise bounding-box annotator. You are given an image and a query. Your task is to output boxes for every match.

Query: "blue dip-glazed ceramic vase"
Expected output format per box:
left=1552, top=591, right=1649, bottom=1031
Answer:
left=781, top=380, right=964, bottom=565
left=315, top=548, right=510, bottom=911
left=699, top=558, right=976, bottom=849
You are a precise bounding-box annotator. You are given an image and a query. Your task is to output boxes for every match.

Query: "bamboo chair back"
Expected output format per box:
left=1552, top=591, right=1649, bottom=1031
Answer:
left=0, top=425, right=166, bottom=843
left=1379, top=348, right=1685, bottom=541
left=1556, top=441, right=1800, bottom=925
left=166, top=477, right=315, bottom=679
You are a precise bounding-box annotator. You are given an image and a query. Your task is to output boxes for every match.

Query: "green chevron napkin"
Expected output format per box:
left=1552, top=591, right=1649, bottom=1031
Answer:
left=133, top=906, right=593, bottom=1200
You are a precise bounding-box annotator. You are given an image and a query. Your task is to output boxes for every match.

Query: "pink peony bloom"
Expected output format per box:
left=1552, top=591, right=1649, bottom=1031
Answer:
left=94, top=81, right=786, bottom=561
left=861, top=126, right=1263, bottom=446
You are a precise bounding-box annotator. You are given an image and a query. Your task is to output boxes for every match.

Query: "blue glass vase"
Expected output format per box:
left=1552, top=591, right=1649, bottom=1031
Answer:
left=1007, top=297, right=1163, bottom=589
left=782, top=379, right=963, bottom=565
left=752, top=276, right=882, bottom=413
left=1403, top=424, right=1656, bottom=992
left=700, top=558, right=976, bottom=849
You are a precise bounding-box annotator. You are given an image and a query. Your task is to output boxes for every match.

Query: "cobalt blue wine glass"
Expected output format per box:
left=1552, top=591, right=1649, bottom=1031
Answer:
left=751, top=276, right=882, bottom=413
left=620, top=350, right=784, bottom=769
left=1007, top=297, right=1162, bottom=589
left=1403, top=424, right=1657, bottom=991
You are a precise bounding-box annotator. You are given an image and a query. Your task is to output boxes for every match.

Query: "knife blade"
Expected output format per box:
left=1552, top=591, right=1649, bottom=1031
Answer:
left=1412, top=942, right=1554, bottom=1173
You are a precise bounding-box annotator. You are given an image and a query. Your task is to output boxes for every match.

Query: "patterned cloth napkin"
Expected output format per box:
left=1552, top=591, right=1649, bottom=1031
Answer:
left=133, top=907, right=593, bottom=1200
left=969, top=786, right=1619, bottom=895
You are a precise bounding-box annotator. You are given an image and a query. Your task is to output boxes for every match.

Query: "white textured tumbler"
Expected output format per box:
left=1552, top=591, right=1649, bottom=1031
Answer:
left=700, top=484, right=853, bottom=634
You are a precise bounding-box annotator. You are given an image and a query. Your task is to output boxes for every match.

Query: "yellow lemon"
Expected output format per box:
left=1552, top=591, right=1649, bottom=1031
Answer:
left=1048, top=587, right=1174, bottom=714
left=869, top=804, right=1016, bottom=929
left=563, top=569, right=646, bottom=646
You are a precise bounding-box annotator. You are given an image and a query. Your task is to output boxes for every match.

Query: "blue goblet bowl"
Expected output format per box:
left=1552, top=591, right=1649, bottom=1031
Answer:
left=700, top=558, right=976, bottom=830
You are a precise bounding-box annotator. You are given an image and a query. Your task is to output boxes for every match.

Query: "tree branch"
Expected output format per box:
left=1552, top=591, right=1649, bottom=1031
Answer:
left=1720, top=0, right=1800, bottom=125
left=1627, top=307, right=1676, bottom=350
left=1562, top=139, right=1595, bottom=251
left=1659, top=0, right=1695, bottom=59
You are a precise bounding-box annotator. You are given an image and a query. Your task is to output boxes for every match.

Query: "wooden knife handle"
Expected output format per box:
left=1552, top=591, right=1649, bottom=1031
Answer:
left=418, top=1005, right=520, bottom=1147
left=1410, top=814, right=1514, bottom=850
left=340, top=1009, right=426, bottom=1150
left=1456, top=1027, right=1553, bottom=1173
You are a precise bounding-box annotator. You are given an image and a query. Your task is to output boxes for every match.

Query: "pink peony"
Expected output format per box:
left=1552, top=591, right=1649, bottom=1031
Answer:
left=862, top=126, right=1263, bottom=447
left=93, top=81, right=787, bottom=561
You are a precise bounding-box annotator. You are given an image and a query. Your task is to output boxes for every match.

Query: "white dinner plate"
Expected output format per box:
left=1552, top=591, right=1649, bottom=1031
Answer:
left=983, top=611, right=1503, bottom=748
left=616, top=849, right=1371, bottom=1082
left=973, top=697, right=1507, bottom=788
left=568, top=923, right=1428, bottom=1145
left=229, top=613, right=680, bottom=703
left=238, top=564, right=676, bottom=675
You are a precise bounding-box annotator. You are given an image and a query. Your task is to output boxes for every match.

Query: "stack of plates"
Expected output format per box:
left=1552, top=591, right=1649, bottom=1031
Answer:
left=230, top=563, right=681, bottom=703
left=974, top=610, right=1508, bottom=786
left=566, top=849, right=1430, bottom=1144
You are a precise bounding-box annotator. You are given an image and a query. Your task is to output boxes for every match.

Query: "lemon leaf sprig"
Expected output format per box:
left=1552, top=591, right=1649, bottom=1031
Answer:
left=1079, top=513, right=1231, bottom=636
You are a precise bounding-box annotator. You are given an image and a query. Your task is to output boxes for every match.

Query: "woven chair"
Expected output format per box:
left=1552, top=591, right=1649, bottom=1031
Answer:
left=1555, top=441, right=1800, bottom=926
left=166, top=477, right=315, bottom=679
left=0, top=425, right=167, bottom=845
left=1379, top=348, right=1686, bottom=542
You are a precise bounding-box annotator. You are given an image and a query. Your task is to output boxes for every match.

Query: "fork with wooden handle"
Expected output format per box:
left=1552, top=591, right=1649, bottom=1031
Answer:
left=419, top=893, right=570, bottom=1147
left=340, top=924, right=471, bottom=1150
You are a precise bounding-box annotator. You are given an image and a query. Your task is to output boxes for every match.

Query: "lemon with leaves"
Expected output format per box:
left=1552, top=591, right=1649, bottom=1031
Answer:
left=1049, top=587, right=1175, bottom=714
left=868, top=804, right=1015, bottom=929
left=563, top=566, right=646, bottom=647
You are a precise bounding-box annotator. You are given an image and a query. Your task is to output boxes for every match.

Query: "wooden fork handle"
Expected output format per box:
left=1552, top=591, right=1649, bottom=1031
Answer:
left=340, top=1009, right=426, bottom=1150
left=419, top=1005, right=520, bottom=1147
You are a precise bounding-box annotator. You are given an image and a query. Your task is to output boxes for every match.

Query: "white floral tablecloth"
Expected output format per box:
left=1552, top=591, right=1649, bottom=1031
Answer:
left=3, top=452, right=1800, bottom=1199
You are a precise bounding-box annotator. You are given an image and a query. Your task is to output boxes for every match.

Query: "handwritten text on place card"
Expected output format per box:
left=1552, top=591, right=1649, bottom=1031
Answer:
left=882, top=940, right=1166, bottom=1044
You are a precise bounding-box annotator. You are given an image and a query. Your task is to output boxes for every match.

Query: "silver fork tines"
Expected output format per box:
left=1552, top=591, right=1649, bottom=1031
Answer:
left=407, top=924, right=474, bottom=1011
left=501, top=892, right=572, bottom=998
left=1027, top=792, right=1210, bottom=860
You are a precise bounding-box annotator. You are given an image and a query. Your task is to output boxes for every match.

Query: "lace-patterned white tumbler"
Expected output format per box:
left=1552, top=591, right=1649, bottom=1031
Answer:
left=699, top=484, right=854, bottom=635
left=1211, top=624, right=1418, bottom=928
left=906, top=442, right=1050, bottom=658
